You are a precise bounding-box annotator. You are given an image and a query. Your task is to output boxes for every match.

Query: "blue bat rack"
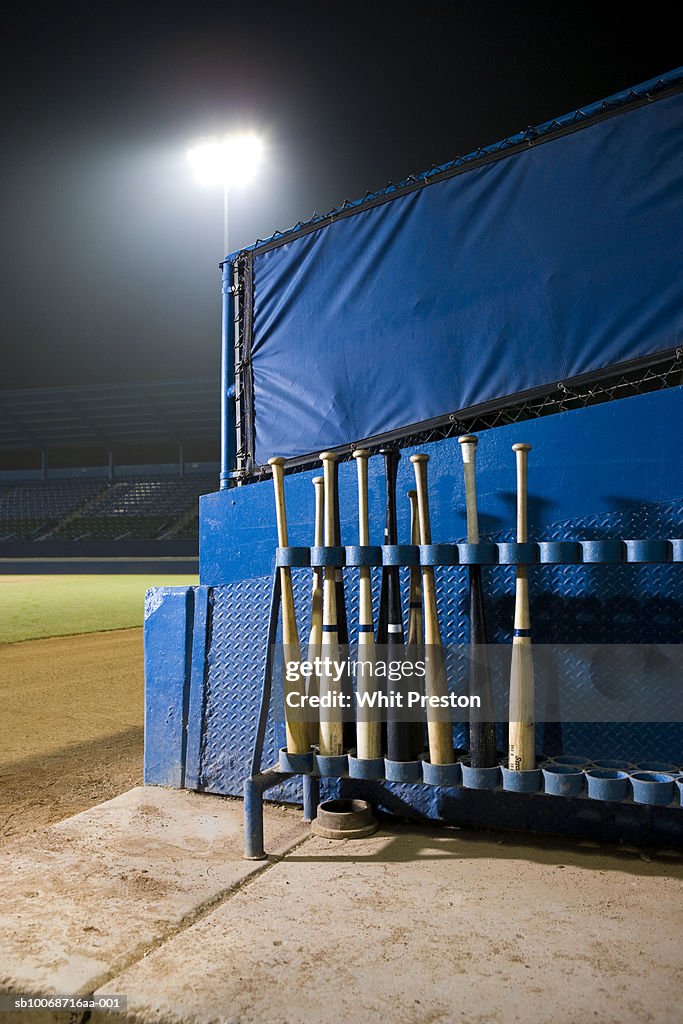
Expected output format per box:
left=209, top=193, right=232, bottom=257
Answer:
left=243, top=539, right=683, bottom=859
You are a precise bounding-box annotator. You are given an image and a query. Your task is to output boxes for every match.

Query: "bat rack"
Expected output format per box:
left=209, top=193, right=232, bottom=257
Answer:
left=243, top=539, right=683, bottom=860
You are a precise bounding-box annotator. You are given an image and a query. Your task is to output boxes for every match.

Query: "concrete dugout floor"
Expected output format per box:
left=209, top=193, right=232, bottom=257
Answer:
left=1, top=788, right=682, bottom=1024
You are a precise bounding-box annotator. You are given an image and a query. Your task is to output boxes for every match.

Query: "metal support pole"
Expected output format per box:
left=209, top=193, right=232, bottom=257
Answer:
left=303, top=773, right=320, bottom=823
left=179, top=443, right=185, bottom=478
left=220, top=260, right=235, bottom=491
left=41, top=450, right=47, bottom=482
left=108, top=449, right=114, bottom=481
left=243, top=777, right=267, bottom=860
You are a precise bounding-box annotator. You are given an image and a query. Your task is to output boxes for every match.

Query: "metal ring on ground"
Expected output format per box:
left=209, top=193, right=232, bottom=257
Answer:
left=311, top=798, right=379, bottom=839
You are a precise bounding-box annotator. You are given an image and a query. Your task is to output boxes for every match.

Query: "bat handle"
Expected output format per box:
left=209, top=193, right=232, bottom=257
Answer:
left=512, top=443, right=532, bottom=544
left=268, top=456, right=289, bottom=547
left=458, top=434, right=480, bottom=544
left=409, top=453, right=432, bottom=545
left=312, top=476, right=324, bottom=547
left=352, top=449, right=371, bottom=546
left=319, top=451, right=339, bottom=547
left=379, top=446, right=400, bottom=544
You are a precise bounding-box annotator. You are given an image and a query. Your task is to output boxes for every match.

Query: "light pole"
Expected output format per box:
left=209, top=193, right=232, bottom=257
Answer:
left=187, top=131, right=264, bottom=257
left=187, top=131, right=264, bottom=489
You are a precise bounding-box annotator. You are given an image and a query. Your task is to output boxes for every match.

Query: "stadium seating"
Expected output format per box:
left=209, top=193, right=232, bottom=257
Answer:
left=0, top=475, right=215, bottom=541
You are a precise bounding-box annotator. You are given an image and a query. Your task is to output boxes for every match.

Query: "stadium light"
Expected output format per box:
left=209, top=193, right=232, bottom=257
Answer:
left=187, top=132, right=265, bottom=256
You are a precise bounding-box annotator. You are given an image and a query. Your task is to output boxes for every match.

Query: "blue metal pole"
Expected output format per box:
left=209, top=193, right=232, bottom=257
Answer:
left=220, top=259, right=234, bottom=491
left=303, top=773, right=320, bottom=823
left=243, top=777, right=267, bottom=860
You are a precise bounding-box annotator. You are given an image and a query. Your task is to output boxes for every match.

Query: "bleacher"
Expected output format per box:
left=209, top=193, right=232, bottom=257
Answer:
left=0, top=379, right=219, bottom=554
left=0, top=476, right=215, bottom=542
left=0, top=479, right=110, bottom=540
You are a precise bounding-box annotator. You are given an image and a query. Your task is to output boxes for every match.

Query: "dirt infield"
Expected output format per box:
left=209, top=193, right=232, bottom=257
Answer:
left=0, top=628, right=143, bottom=845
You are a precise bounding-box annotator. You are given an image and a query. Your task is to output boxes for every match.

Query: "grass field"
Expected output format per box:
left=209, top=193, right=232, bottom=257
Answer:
left=0, top=574, right=198, bottom=644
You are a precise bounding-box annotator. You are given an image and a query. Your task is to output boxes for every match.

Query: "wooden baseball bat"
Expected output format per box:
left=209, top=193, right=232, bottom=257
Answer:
left=305, top=475, right=324, bottom=748
left=508, top=442, right=535, bottom=771
left=407, top=490, right=423, bottom=649
left=352, top=449, right=382, bottom=759
left=380, top=447, right=422, bottom=762
left=268, top=457, right=310, bottom=755
left=458, top=434, right=497, bottom=768
left=410, top=453, right=455, bottom=765
left=332, top=457, right=356, bottom=751
left=319, top=450, right=344, bottom=756
left=406, top=488, right=426, bottom=755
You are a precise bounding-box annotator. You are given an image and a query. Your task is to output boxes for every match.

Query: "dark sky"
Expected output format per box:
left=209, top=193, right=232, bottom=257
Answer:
left=1, top=1, right=679, bottom=390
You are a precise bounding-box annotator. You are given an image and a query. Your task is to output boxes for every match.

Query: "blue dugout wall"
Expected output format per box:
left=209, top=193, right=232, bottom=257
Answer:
left=145, top=72, right=683, bottom=844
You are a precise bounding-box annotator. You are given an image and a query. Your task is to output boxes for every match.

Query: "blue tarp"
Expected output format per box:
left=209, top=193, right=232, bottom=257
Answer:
left=246, top=73, right=683, bottom=464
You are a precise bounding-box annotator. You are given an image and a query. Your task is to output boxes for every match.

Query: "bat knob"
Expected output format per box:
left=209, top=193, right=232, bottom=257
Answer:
left=407, top=489, right=417, bottom=497
left=512, top=443, right=532, bottom=452
left=319, top=450, right=339, bottom=462
left=268, top=456, right=286, bottom=467
left=352, top=448, right=371, bottom=460
left=410, top=453, right=429, bottom=464
left=458, top=434, right=478, bottom=447
left=312, top=475, right=324, bottom=485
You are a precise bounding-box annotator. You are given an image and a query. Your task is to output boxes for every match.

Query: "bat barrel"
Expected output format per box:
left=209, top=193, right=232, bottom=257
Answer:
left=458, top=434, right=497, bottom=769
left=268, top=455, right=309, bottom=754
left=410, top=453, right=454, bottom=765
left=318, top=451, right=344, bottom=757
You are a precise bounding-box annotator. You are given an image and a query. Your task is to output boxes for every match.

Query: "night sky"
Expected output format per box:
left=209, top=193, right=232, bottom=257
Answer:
left=1, top=1, right=679, bottom=391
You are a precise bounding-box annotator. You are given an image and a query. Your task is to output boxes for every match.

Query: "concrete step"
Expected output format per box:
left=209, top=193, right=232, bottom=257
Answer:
left=0, top=787, right=308, bottom=1023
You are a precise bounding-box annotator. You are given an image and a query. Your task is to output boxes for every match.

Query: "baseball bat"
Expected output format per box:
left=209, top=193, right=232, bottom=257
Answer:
left=319, top=450, right=344, bottom=756
left=508, top=442, right=535, bottom=771
left=380, top=447, right=422, bottom=762
left=305, top=475, right=324, bottom=748
left=458, top=435, right=497, bottom=768
left=410, top=453, right=455, bottom=765
left=407, top=490, right=423, bottom=650
left=268, top=457, right=310, bottom=755
left=406, top=488, right=426, bottom=754
left=332, top=457, right=356, bottom=750
left=352, top=449, right=382, bottom=759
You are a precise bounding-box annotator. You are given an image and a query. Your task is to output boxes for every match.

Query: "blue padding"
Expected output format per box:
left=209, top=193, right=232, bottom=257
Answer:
left=624, top=539, right=672, bottom=563
left=497, top=542, right=539, bottom=564
left=143, top=586, right=194, bottom=788
left=672, top=539, right=683, bottom=562
left=457, top=542, right=499, bottom=564
left=250, top=83, right=683, bottom=463
left=381, top=544, right=420, bottom=566
left=419, top=543, right=458, bottom=566
left=275, top=546, right=311, bottom=567
left=580, top=540, right=624, bottom=563
left=539, top=541, right=582, bottom=563
left=344, top=545, right=383, bottom=566
left=310, top=545, right=346, bottom=567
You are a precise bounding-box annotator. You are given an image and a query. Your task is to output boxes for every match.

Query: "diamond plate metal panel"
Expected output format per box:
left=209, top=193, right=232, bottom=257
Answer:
left=196, top=500, right=683, bottom=801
